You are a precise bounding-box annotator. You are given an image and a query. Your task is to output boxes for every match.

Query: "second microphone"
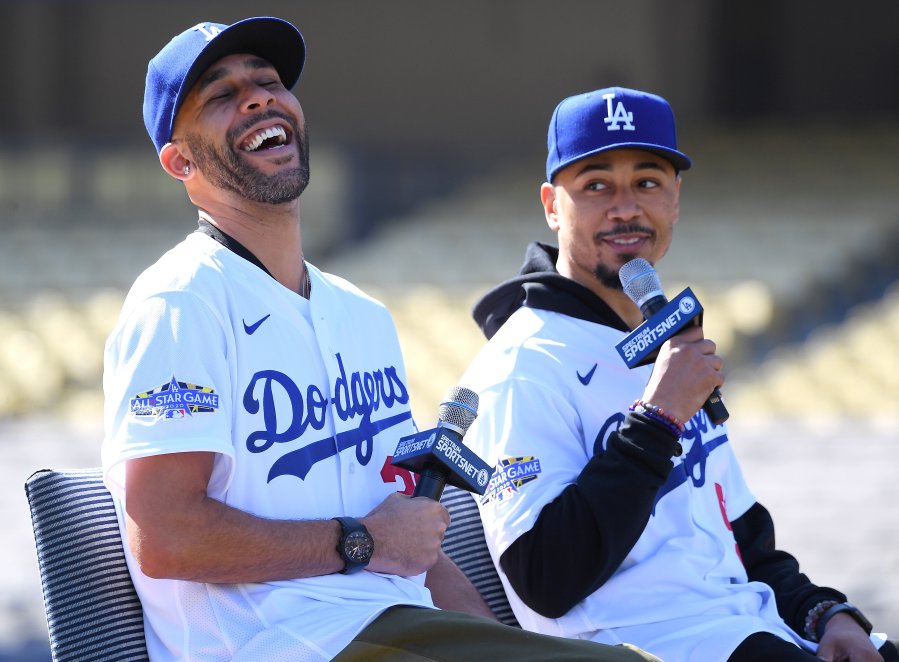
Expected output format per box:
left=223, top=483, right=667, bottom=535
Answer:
left=391, top=386, right=494, bottom=501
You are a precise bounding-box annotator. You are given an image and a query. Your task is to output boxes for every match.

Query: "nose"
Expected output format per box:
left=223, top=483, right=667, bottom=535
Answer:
left=241, top=83, right=276, bottom=113
left=607, top=187, right=641, bottom=222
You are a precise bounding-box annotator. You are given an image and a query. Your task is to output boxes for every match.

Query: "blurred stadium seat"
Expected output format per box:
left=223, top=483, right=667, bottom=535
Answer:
left=1, top=125, right=897, bottom=425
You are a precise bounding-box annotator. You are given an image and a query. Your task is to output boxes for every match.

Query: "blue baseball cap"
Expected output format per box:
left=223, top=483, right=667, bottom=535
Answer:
left=143, top=17, right=306, bottom=153
left=546, top=87, right=691, bottom=182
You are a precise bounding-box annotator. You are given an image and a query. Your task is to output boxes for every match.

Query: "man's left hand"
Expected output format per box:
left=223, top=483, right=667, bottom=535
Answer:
left=817, top=612, right=881, bottom=661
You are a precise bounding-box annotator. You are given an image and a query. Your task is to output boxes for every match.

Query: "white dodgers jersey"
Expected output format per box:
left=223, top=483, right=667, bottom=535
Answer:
left=461, top=306, right=811, bottom=661
left=102, top=232, right=431, bottom=661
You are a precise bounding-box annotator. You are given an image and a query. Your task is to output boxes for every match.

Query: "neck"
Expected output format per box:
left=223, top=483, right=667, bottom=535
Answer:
left=197, top=199, right=306, bottom=295
left=603, top=289, right=645, bottom=330
left=555, top=261, right=644, bottom=330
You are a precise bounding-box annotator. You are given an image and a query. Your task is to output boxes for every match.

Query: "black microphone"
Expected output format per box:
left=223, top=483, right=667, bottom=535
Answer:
left=391, top=386, right=493, bottom=501
left=619, top=258, right=729, bottom=425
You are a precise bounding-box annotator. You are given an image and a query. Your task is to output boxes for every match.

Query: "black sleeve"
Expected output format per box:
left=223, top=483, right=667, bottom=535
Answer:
left=499, top=412, right=680, bottom=618
left=731, top=501, right=845, bottom=635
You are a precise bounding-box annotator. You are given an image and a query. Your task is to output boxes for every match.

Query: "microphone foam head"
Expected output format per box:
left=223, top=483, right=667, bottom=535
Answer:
left=619, top=258, right=663, bottom=306
left=438, top=386, right=479, bottom=433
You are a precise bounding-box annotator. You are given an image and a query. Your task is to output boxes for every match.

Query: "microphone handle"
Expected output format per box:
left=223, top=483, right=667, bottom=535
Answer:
left=640, top=297, right=729, bottom=425
left=412, top=465, right=447, bottom=500
left=703, top=387, right=729, bottom=425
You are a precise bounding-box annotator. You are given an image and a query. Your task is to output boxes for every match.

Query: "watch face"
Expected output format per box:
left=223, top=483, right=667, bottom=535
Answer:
left=344, top=530, right=374, bottom=563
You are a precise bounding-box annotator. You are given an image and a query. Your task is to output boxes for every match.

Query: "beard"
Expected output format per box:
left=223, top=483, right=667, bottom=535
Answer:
left=186, top=110, right=310, bottom=205
left=593, top=263, right=628, bottom=290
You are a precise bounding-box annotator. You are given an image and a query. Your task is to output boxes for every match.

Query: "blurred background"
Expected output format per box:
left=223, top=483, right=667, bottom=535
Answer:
left=2, top=1, right=897, bottom=659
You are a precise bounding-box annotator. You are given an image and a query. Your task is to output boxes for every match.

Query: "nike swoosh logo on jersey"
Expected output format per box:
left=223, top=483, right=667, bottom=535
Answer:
left=577, top=364, right=597, bottom=386
left=243, top=314, right=271, bottom=335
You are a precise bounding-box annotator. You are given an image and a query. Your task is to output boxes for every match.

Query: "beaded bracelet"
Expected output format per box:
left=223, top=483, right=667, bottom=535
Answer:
left=804, top=600, right=839, bottom=642
left=630, top=400, right=685, bottom=438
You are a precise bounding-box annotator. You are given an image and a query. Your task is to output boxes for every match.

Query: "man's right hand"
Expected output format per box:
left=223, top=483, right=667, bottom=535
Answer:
left=640, top=325, right=725, bottom=425
left=362, top=492, right=450, bottom=576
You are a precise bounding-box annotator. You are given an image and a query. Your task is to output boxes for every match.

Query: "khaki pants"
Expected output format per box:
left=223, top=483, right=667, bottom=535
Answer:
left=333, top=606, right=660, bottom=661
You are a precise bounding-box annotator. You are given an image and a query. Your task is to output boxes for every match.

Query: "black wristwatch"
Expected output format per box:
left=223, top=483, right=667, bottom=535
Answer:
left=333, top=516, right=374, bottom=574
left=816, top=602, right=873, bottom=641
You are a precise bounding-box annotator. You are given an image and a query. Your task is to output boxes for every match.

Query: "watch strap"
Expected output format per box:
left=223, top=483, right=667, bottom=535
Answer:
left=815, top=602, right=873, bottom=641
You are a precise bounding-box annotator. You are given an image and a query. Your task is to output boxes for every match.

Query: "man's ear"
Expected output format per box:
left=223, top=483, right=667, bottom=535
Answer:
left=672, top=175, right=681, bottom=225
left=540, top=182, right=560, bottom=232
left=159, top=143, right=193, bottom=181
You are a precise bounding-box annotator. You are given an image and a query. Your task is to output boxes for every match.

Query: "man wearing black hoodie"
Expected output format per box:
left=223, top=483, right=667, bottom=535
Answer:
left=459, top=87, right=895, bottom=662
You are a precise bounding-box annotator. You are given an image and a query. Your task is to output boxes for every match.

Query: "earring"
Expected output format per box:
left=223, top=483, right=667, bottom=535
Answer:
left=183, top=165, right=191, bottom=175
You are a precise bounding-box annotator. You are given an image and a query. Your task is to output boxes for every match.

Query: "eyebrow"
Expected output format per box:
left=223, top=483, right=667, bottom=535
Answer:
left=195, top=56, right=277, bottom=94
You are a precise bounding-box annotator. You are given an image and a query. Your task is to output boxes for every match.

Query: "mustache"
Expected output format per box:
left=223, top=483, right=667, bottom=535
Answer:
left=227, top=110, right=301, bottom=145
left=595, top=224, right=656, bottom=240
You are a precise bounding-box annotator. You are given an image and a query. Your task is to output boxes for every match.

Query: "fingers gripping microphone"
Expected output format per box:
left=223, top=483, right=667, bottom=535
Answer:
left=391, top=386, right=494, bottom=501
left=619, top=258, right=729, bottom=425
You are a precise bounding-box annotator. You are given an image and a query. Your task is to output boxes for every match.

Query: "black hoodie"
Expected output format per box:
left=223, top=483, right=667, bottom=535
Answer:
left=470, top=241, right=845, bottom=633
left=473, top=242, right=630, bottom=340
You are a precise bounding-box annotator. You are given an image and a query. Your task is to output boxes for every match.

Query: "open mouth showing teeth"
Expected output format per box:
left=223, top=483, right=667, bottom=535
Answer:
left=610, top=236, right=641, bottom=245
left=242, top=126, right=289, bottom=152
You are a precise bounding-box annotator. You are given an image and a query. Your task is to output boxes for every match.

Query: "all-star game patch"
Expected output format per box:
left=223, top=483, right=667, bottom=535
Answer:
left=480, top=455, right=542, bottom=505
left=130, top=376, right=220, bottom=420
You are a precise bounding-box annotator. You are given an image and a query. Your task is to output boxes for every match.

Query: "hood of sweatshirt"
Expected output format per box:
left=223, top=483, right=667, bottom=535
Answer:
left=472, top=242, right=630, bottom=340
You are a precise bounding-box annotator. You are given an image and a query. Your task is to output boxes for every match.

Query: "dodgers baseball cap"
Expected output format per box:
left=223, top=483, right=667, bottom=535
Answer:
left=143, top=17, right=306, bottom=153
left=546, top=86, right=691, bottom=182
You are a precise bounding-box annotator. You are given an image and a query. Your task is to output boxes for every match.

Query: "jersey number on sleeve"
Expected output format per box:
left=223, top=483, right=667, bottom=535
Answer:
left=381, top=457, right=416, bottom=495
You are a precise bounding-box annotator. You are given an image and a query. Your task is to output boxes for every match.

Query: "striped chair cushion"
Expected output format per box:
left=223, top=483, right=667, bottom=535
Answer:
left=23, top=468, right=517, bottom=661
left=25, top=467, right=149, bottom=662
left=441, top=485, right=519, bottom=627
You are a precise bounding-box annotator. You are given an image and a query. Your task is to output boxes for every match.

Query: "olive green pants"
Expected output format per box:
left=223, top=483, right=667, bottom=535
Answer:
left=333, top=606, right=660, bottom=661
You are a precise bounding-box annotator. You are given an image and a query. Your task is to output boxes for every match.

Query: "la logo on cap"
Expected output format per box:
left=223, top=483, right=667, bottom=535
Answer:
left=192, top=22, right=223, bottom=41
left=603, top=92, right=635, bottom=132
